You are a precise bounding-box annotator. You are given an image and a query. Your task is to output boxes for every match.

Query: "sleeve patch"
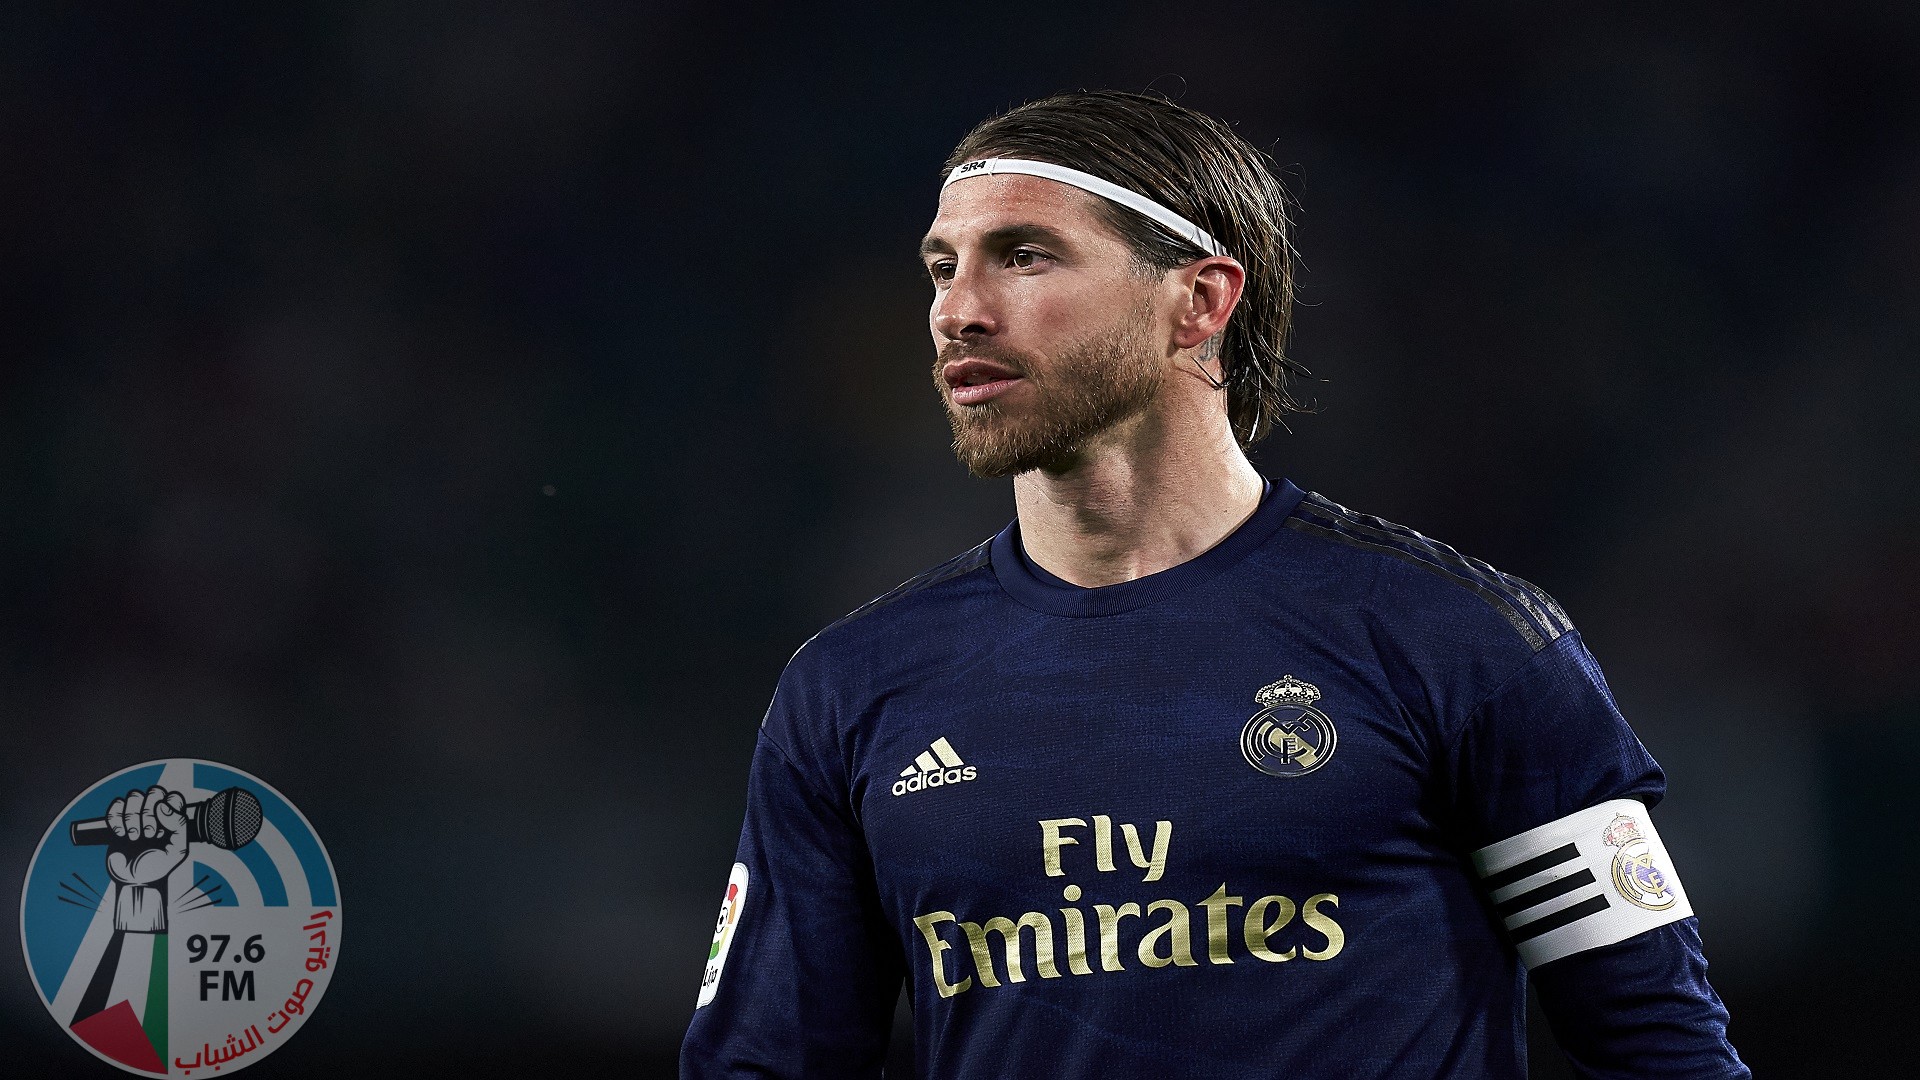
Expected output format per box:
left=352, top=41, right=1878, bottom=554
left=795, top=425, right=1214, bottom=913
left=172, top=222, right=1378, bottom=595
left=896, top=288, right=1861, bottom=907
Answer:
left=696, top=862, right=749, bottom=1008
left=1471, top=799, right=1692, bottom=967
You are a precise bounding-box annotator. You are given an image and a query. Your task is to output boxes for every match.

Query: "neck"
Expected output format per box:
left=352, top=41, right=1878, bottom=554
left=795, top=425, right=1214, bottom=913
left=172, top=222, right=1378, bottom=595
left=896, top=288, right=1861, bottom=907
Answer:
left=1012, top=404, right=1265, bottom=588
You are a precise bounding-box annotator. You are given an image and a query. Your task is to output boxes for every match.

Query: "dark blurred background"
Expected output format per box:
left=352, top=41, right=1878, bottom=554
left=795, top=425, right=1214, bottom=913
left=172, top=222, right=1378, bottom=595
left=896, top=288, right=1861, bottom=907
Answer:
left=2, top=2, right=1915, bottom=1076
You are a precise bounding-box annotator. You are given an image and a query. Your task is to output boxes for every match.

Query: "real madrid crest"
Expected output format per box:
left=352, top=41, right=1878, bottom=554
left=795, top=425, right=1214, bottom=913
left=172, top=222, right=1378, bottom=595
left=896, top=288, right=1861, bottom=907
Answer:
left=1602, top=813, right=1677, bottom=911
left=1241, top=675, right=1339, bottom=778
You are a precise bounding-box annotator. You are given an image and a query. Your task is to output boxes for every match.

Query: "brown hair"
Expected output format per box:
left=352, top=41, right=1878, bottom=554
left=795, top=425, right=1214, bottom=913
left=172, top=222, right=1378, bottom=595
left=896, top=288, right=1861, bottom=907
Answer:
left=945, top=90, right=1309, bottom=445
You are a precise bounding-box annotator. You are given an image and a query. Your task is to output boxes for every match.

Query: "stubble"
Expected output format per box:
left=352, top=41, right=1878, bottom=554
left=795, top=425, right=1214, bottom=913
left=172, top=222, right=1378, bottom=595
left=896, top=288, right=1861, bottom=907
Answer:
left=935, top=302, right=1163, bottom=479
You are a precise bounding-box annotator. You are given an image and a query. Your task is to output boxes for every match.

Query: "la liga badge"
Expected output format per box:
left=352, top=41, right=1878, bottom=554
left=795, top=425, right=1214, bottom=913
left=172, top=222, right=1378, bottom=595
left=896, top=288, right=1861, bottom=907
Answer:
left=19, top=759, right=342, bottom=1075
left=696, top=863, right=748, bottom=1008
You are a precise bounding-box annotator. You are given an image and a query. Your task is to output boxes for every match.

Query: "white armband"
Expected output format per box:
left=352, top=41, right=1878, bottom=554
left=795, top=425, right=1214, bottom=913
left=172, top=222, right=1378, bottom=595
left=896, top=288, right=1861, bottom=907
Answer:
left=1471, top=798, right=1693, bottom=968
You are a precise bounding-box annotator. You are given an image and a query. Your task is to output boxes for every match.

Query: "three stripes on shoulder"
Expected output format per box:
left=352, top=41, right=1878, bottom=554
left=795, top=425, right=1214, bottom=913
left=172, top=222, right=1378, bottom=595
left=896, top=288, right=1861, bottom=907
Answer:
left=1286, top=494, right=1573, bottom=652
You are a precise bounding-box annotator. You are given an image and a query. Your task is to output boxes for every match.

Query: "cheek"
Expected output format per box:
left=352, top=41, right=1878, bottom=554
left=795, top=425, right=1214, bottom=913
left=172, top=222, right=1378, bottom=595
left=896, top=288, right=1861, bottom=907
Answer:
left=1028, top=282, right=1134, bottom=342
left=997, top=285, right=1070, bottom=340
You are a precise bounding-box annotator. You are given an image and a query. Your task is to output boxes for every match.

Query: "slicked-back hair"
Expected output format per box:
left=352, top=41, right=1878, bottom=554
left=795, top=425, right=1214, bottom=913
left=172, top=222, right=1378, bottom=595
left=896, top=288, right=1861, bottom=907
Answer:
left=945, top=90, right=1308, bottom=446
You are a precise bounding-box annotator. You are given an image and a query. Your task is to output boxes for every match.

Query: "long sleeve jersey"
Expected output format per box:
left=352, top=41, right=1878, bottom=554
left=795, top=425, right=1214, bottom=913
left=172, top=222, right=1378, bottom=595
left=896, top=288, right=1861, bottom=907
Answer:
left=682, top=479, right=1747, bottom=1079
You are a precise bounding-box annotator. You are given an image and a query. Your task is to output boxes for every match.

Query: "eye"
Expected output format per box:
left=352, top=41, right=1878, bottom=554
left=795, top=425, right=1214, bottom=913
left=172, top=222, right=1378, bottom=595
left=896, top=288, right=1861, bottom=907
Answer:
left=927, top=259, right=956, bottom=286
left=1009, top=248, right=1048, bottom=270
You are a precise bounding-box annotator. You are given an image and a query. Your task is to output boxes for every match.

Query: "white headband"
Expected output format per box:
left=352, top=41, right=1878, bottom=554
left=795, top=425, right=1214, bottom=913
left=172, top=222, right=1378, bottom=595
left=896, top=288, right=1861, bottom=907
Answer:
left=942, top=157, right=1229, bottom=259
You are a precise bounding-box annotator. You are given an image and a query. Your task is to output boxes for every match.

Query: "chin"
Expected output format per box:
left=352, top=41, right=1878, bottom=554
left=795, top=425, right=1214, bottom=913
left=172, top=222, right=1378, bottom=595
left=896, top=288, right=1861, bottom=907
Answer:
left=951, top=424, right=1081, bottom=480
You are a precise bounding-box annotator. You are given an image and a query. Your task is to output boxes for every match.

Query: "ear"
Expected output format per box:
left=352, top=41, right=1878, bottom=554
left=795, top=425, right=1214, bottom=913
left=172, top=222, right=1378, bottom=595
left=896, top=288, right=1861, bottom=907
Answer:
left=1169, top=256, right=1246, bottom=352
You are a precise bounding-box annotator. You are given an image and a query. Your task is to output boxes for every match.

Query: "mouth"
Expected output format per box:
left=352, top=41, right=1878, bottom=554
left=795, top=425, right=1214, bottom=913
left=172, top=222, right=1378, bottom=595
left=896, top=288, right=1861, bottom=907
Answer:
left=942, top=358, right=1025, bottom=407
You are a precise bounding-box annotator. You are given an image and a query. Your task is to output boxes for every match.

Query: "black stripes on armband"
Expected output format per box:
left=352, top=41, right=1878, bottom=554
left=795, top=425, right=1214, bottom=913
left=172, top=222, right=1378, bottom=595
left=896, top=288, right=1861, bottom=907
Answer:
left=1471, top=799, right=1693, bottom=967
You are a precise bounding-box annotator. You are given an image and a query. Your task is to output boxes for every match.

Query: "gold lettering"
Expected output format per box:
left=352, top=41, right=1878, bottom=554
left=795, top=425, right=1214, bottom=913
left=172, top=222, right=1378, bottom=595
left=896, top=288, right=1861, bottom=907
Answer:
left=1244, top=895, right=1298, bottom=962
left=1092, top=815, right=1116, bottom=872
left=1060, top=901, right=1092, bottom=976
left=1197, top=884, right=1244, bottom=964
left=1038, top=818, right=1085, bottom=878
left=1136, top=899, right=1198, bottom=968
left=1093, top=902, right=1141, bottom=971
left=922, top=883, right=1340, bottom=994
left=914, top=911, right=972, bottom=997
left=962, top=913, right=1059, bottom=985
left=1120, top=820, right=1173, bottom=883
left=1301, top=893, right=1344, bottom=961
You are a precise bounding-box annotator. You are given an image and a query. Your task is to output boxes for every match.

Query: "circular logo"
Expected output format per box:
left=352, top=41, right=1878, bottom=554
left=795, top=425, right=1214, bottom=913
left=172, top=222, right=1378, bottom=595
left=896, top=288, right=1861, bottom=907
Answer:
left=1240, top=704, right=1339, bottom=777
left=1610, top=839, right=1677, bottom=911
left=19, top=760, right=341, bottom=1075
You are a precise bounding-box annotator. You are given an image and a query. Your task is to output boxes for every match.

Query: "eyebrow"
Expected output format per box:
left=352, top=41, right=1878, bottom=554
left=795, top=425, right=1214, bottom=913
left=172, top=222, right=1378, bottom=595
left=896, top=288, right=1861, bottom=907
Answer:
left=918, top=223, right=1072, bottom=259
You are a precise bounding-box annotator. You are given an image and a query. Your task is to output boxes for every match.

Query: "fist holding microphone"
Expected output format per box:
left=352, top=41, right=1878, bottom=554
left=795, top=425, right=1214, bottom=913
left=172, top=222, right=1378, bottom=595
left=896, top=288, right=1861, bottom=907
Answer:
left=70, top=785, right=263, bottom=933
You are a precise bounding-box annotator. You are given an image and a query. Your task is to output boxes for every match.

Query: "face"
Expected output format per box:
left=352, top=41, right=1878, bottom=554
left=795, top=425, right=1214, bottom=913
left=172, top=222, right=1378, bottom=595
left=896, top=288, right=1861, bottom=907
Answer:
left=920, top=175, right=1169, bottom=478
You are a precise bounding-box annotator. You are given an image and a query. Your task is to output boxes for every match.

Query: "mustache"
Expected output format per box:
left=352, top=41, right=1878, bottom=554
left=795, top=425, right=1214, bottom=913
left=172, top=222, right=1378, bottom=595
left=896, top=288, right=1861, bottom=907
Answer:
left=934, top=340, right=1031, bottom=377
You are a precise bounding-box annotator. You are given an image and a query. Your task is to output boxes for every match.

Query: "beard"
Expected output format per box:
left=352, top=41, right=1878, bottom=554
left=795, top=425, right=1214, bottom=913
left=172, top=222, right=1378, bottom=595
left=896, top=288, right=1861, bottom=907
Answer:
left=935, top=304, right=1164, bottom=479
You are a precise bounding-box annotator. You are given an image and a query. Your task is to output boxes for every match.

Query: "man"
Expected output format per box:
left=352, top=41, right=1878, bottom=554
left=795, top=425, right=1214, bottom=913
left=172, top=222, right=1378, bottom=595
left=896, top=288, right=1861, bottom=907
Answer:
left=682, top=91, right=1747, bottom=1079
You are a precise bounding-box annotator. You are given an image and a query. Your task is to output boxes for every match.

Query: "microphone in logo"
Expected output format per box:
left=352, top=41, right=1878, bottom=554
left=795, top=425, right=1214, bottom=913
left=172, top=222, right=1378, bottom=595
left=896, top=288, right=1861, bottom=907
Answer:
left=67, top=786, right=265, bottom=851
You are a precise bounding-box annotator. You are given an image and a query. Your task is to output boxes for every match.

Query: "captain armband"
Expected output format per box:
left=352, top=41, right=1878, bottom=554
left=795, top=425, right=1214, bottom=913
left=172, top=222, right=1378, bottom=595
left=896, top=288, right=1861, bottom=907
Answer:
left=1471, top=798, right=1693, bottom=968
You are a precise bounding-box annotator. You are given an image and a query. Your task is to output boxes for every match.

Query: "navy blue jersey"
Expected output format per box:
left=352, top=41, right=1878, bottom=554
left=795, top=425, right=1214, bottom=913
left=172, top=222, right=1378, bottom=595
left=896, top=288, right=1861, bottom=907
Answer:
left=683, top=480, right=1746, bottom=1079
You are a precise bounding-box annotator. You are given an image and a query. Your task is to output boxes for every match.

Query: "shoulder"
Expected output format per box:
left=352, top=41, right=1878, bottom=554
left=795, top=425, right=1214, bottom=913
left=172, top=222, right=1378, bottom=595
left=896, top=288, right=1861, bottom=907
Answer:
left=763, top=536, right=998, bottom=752
left=792, top=535, right=998, bottom=672
left=815, top=536, right=997, bottom=643
left=1278, top=490, right=1574, bottom=655
left=757, top=536, right=998, bottom=793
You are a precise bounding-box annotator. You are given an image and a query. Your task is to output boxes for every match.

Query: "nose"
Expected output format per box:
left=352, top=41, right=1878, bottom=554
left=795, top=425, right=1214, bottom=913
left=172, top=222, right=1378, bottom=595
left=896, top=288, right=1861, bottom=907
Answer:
left=931, top=264, right=999, bottom=342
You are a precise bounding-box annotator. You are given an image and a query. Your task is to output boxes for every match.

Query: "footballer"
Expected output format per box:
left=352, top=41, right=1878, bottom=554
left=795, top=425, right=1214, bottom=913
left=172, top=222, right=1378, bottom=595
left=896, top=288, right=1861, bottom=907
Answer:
left=682, top=91, right=1748, bottom=1079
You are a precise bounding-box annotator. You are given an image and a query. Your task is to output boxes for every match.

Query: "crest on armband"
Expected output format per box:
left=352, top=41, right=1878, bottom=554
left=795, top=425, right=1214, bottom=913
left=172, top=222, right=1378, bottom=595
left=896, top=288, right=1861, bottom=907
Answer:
left=1602, top=813, right=1676, bottom=911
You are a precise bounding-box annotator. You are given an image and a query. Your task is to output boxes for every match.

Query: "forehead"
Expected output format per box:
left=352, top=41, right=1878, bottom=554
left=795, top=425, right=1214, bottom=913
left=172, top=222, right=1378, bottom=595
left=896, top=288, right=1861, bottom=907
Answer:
left=925, top=174, right=1119, bottom=247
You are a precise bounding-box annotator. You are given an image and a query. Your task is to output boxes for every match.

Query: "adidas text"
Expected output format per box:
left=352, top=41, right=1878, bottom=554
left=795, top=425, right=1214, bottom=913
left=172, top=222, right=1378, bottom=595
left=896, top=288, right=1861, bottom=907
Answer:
left=893, top=738, right=976, bottom=796
left=893, top=765, right=978, bottom=796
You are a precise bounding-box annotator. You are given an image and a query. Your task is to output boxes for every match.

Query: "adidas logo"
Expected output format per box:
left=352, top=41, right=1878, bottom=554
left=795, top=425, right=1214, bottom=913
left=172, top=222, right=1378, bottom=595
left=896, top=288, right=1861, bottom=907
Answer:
left=891, top=737, right=978, bottom=797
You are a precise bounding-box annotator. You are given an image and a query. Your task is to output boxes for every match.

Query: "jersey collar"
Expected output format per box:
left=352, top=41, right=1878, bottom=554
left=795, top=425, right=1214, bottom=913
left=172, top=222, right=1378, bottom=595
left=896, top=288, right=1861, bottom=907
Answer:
left=990, top=477, right=1306, bottom=618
